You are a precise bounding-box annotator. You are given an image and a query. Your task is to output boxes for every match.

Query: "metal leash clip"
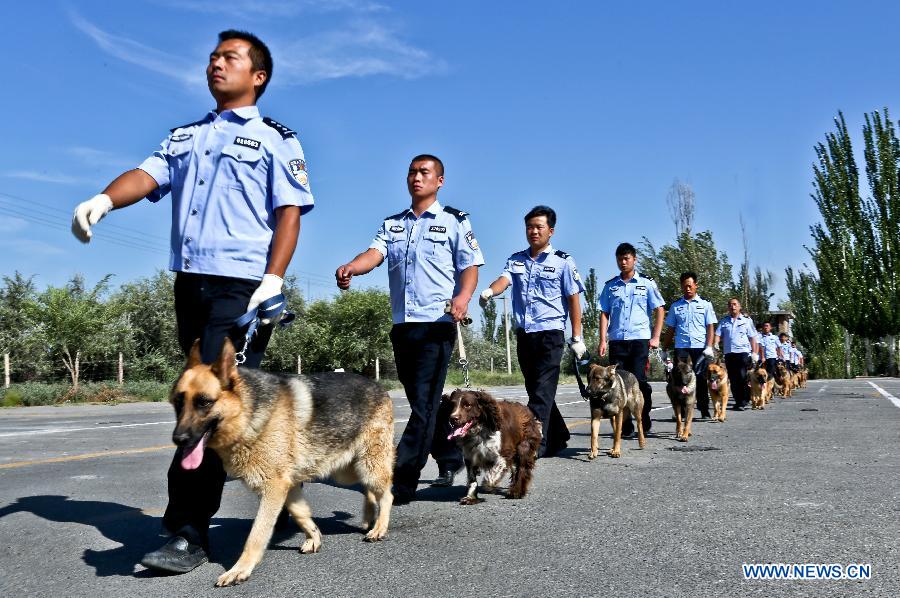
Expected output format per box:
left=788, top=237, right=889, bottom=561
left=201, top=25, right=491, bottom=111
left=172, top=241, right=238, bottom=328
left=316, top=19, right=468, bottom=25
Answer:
left=233, top=294, right=295, bottom=366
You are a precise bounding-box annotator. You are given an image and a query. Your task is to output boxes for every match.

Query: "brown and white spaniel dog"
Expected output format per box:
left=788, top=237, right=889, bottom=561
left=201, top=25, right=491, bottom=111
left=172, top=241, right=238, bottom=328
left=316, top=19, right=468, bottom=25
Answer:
left=445, top=389, right=542, bottom=504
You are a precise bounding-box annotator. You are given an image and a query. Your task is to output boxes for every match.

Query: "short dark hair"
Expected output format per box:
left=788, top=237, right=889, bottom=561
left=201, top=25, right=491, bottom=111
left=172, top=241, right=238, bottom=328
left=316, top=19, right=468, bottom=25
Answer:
left=779, top=332, right=788, bottom=339
left=615, top=242, right=636, bottom=257
left=218, top=30, right=273, bottom=98
left=410, top=154, right=444, bottom=176
left=679, top=271, right=698, bottom=284
left=524, top=205, right=556, bottom=228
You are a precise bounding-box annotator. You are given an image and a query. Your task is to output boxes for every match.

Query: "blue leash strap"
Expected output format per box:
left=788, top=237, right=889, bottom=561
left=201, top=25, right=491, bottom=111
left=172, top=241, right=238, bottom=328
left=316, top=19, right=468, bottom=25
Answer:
left=234, top=293, right=295, bottom=364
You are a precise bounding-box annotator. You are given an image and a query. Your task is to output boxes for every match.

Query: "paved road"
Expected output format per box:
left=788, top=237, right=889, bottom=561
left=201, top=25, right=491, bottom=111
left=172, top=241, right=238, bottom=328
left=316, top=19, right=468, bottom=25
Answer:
left=0, top=378, right=898, bottom=597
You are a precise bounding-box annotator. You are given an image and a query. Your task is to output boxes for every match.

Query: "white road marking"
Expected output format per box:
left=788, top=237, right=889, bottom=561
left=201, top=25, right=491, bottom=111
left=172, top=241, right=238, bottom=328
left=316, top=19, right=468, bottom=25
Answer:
left=0, top=420, right=174, bottom=438
left=818, top=385, right=827, bottom=394
left=867, top=381, right=900, bottom=409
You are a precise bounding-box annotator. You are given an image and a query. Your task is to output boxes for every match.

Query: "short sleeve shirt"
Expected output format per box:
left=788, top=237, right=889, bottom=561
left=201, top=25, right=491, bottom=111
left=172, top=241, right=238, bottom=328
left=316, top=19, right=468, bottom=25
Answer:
left=501, top=246, right=585, bottom=333
left=598, top=272, right=665, bottom=341
left=716, top=315, right=756, bottom=354
left=664, top=296, right=718, bottom=349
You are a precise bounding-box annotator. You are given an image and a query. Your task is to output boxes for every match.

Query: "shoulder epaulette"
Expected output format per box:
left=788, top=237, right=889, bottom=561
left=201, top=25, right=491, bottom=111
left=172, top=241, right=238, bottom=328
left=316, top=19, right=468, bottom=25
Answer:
left=554, top=250, right=570, bottom=259
left=443, top=206, right=468, bottom=220
left=263, top=117, right=296, bottom=140
left=639, top=272, right=654, bottom=281
left=605, top=276, right=619, bottom=284
left=385, top=209, right=408, bottom=221
left=169, top=118, right=208, bottom=133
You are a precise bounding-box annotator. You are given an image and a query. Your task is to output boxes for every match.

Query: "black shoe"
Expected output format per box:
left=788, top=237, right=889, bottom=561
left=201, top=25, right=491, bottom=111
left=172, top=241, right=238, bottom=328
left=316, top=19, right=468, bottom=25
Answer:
left=431, top=470, right=456, bottom=487
left=140, top=527, right=208, bottom=574
left=543, top=442, right=568, bottom=457
left=621, top=421, right=635, bottom=438
left=731, top=404, right=746, bottom=412
left=392, top=486, right=415, bottom=505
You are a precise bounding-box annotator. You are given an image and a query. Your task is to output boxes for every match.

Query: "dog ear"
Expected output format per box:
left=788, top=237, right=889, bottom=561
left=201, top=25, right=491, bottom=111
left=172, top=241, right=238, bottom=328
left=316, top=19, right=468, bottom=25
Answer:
left=187, top=339, right=203, bottom=368
left=211, top=338, right=237, bottom=389
left=475, top=391, right=500, bottom=431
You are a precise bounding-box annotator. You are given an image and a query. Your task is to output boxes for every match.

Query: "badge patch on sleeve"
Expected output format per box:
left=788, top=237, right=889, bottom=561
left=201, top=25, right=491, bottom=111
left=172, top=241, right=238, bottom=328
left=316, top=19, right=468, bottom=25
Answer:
left=465, top=230, right=479, bottom=250
left=573, top=268, right=581, bottom=281
left=288, top=159, right=308, bottom=186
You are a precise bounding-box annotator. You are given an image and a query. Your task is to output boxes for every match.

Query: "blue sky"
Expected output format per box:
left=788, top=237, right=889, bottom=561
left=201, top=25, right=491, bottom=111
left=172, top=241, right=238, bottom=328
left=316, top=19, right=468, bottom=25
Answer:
left=1, top=1, right=895, bottom=313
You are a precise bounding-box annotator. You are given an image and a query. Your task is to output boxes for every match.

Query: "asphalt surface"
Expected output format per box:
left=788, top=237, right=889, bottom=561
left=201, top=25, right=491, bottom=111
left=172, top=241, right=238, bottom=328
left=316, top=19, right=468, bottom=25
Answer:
left=1, top=378, right=898, bottom=597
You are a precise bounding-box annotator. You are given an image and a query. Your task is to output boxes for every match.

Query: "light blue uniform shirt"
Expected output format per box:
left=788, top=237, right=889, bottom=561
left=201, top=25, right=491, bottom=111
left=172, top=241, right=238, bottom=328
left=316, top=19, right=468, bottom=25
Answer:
left=664, top=296, right=717, bottom=349
left=599, top=272, right=665, bottom=341
left=791, top=347, right=802, bottom=364
left=138, top=105, right=314, bottom=281
left=779, top=341, right=792, bottom=361
left=716, top=314, right=756, bottom=354
left=370, top=200, right=484, bottom=324
left=759, top=333, right=780, bottom=359
left=501, top=245, right=585, bottom=333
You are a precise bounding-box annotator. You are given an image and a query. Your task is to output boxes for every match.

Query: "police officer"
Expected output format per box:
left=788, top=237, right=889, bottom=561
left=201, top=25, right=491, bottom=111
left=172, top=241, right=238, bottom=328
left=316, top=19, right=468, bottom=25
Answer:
left=791, top=341, right=804, bottom=371
left=71, top=31, right=313, bottom=573
left=478, top=205, right=585, bottom=457
left=598, top=242, right=665, bottom=436
left=715, top=298, right=758, bottom=411
left=663, top=271, right=717, bottom=419
left=335, top=154, right=483, bottom=504
left=757, top=322, right=783, bottom=378
left=778, top=333, right=793, bottom=366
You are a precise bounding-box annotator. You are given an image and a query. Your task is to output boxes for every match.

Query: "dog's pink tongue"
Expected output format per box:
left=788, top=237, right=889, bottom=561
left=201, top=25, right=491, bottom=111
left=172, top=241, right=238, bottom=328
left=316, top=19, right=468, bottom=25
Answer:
left=447, top=420, right=473, bottom=440
left=180, top=431, right=209, bottom=470
left=710, top=381, right=718, bottom=391
left=681, top=387, right=689, bottom=395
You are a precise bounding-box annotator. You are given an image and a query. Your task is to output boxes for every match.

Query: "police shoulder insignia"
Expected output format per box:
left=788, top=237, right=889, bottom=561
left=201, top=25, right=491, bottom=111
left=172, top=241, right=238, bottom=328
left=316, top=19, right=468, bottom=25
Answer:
left=554, top=250, right=570, bottom=259
left=605, top=276, right=619, bottom=284
left=288, top=159, right=309, bottom=186
left=465, top=230, right=479, bottom=250
left=263, top=117, right=297, bottom=139
left=386, top=209, right=408, bottom=221
left=443, top=206, right=469, bottom=220
left=573, top=269, right=581, bottom=281
left=169, top=118, right=207, bottom=133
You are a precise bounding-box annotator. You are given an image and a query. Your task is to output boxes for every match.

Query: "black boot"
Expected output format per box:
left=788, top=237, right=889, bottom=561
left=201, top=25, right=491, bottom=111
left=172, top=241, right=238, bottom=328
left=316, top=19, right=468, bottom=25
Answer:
left=140, top=525, right=209, bottom=574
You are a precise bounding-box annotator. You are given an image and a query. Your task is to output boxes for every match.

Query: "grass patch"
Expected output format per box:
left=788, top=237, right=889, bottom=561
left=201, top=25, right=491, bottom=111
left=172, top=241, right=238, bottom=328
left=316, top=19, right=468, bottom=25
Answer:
left=0, top=380, right=172, bottom=407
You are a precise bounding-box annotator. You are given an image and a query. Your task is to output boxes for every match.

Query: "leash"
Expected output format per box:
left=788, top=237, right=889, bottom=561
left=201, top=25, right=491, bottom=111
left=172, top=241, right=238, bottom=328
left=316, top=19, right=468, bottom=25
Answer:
left=445, top=301, right=472, bottom=388
left=233, top=294, right=295, bottom=365
left=571, top=348, right=591, bottom=400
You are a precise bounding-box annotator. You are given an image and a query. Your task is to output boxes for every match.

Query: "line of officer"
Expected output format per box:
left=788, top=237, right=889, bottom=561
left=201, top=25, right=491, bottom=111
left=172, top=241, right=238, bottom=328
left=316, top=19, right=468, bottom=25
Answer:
left=790, top=341, right=804, bottom=371
left=663, top=271, right=717, bottom=419
left=71, top=31, right=313, bottom=573
left=757, top=322, right=783, bottom=378
left=715, top=298, right=757, bottom=411
left=335, top=154, right=483, bottom=504
left=478, top=205, right=585, bottom=457
left=778, top=333, right=793, bottom=369
left=598, top=242, right=665, bottom=436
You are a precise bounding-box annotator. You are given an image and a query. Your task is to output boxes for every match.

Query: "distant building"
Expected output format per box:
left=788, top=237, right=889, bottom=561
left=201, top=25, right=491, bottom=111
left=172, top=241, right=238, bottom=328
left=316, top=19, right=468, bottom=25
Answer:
left=765, top=310, right=795, bottom=336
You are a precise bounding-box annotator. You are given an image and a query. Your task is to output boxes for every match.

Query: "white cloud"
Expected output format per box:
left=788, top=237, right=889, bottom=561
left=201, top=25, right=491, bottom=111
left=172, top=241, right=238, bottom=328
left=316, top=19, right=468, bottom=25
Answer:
left=2, top=171, right=92, bottom=185
left=275, top=21, right=447, bottom=84
left=155, top=0, right=387, bottom=16
left=0, top=217, right=27, bottom=234
left=69, top=11, right=205, bottom=88
left=65, top=146, right=137, bottom=170
left=0, top=239, right=66, bottom=256
left=70, top=9, right=442, bottom=87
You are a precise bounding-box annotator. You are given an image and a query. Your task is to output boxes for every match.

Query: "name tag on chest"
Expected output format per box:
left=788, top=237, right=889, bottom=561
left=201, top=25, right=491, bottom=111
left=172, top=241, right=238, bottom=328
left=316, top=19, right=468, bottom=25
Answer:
left=234, top=136, right=261, bottom=150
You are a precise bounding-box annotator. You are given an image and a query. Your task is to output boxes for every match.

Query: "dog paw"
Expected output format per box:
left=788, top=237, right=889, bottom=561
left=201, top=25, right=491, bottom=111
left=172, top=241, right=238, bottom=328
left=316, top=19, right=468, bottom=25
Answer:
left=216, top=566, right=252, bottom=587
left=677, top=436, right=688, bottom=443
left=638, top=440, right=646, bottom=449
left=363, top=528, right=386, bottom=542
left=459, top=496, right=483, bottom=505
left=608, top=450, right=621, bottom=458
left=299, top=537, right=322, bottom=554
left=588, top=451, right=598, bottom=460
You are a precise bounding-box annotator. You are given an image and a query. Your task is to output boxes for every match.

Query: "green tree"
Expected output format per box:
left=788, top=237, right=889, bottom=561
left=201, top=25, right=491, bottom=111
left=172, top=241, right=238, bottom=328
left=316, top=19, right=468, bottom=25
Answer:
left=785, top=268, right=846, bottom=378
left=639, top=231, right=735, bottom=314
left=0, top=272, right=50, bottom=382
left=582, top=267, right=599, bottom=353
left=481, top=297, right=499, bottom=343
left=809, top=109, right=900, bottom=374
left=27, top=275, right=132, bottom=390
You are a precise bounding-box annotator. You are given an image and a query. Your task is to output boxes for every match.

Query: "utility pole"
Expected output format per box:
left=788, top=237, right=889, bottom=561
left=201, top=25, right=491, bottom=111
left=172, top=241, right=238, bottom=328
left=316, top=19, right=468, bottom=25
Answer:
left=4, top=353, right=9, bottom=389
left=502, top=295, right=512, bottom=374
left=118, top=352, right=124, bottom=386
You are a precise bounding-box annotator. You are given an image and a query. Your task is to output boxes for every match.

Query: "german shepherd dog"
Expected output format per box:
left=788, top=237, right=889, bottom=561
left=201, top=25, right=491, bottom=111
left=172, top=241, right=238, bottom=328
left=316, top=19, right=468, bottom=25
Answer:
left=667, top=355, right=697, bottom=442
left=749, top=365, right=769, bottom=410
left=171, top=339, right=394, bottom=587
left=765, top=375, right=776, bottom=405
left=445, top=389, right=542, bottom=504
left=585, top=364, right=646, bottom=459
left=775, top=361, right=793, bottom=398
left=706, top=360, right=730, bottom=422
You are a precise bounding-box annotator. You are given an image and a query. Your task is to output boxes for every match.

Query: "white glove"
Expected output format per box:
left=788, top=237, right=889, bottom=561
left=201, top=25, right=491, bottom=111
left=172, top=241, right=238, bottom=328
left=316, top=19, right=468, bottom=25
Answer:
left=478, top=288, right=494, bottom=308
left=569, top=338, right=586, bottom=359
left=71, top=193, right=113, bottom=243
left=702, top=346, right=715, bottom=360
left=247, top=274, right=284, bottom=325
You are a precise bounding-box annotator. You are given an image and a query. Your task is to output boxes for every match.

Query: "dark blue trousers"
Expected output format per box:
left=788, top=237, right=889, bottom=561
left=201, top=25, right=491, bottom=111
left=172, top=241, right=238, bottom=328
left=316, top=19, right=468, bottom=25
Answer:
left=516, top=329, right=571, bottom=457
left=163, top=272, right=273, bottom=544
left=390, top=322, right=463, bottom=492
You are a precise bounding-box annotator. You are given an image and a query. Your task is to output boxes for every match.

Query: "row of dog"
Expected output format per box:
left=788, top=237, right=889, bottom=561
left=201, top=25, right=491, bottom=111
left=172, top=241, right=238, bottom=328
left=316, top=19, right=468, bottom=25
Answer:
left=168, top=339, right=808, bottom=586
